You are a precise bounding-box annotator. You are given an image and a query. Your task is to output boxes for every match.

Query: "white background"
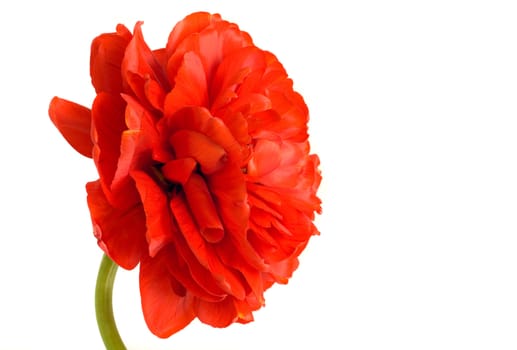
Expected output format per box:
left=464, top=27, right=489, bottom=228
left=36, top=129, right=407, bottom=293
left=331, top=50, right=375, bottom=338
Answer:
left=1, top=1, right=516, bottom=349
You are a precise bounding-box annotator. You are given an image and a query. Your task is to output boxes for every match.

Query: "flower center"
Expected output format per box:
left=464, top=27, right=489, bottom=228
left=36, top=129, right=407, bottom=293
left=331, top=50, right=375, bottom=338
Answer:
left=152, top=156, right=225, bottom=244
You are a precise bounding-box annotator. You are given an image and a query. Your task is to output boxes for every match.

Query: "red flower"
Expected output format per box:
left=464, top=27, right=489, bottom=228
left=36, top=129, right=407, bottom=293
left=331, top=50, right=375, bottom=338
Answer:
left=49, top=12, right=321, bottom=338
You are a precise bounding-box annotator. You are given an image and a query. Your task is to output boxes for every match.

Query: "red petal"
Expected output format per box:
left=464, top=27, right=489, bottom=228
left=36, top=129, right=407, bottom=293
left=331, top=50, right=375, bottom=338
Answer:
left=48, top=97, right=93, bottom=158
left=247, top=139, right=280, bottom=178
left=90, top=24, right=132, bottom=93
left=144, top=78, right=166, bottom=111
left=111, top=94, right=157, bottom=185
left=195, top=22, right=253, bottom=79
left=86, top=180, right=146, bottom=269
left=164, top=51, right=208, bottom=116
left=183, top=173, right=224, bottom=243
left=167, top=222, right=227, bottom=301
left=266, top=256, right=301, bottom=284
left=122, top=22, right=170, bottom=98
left=196, top=296, right=237, bottom=328
left=139, top=253, right=195, bottom=338
left=233, top=297, right=257, bottom=324
left=131, top=170, right=174, bottom=257
left=162, top=158, right=196, bottom=185
left=227, top=92, right=272, bottom=116
left=166, top=16, right=252, bottom=88
left=207, top=164, right=248, bottom=234
left=165, top=106, right=243, bottom=164
left=264, top=90, right=309, bottom=142
left=209, top=164, right=265, bottom=270
left=166, top=12, right=222, bottom=55
left=170, top=194, right=246, bottom=299
left=248, top=221, right=282, bottom=261
left=169, top=129, right=227, bottom=174
left=210, top=46, right=267, bottom=112
left=230, top=262, right=264, bottom=306
left=162, top=244, right=226, bottom=302
left=91, top=92, right=127, bottom=200
left=214, top=112, right=251, bottom=163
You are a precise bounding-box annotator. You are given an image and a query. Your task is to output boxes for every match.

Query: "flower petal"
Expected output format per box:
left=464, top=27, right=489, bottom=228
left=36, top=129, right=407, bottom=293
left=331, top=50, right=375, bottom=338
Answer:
left=164, top=51, right=208, bottom=117
left=247, top=139, right=280, bottom=178
left=109, top=95, right=157, bottom=203
left=166, top=16, right=252, bottom=88
left=90, top=24, right=132, bottom=93
left=122, top=22, right=170, bottom=99
left=169, top=129, right=227, bottom=175
left=210, top=46, right=267, bottom=112
left=166, top=12, right=222, bottom=54
left=183, top=173, right=224, bottom=243
left=266, top=256, right=301, bottom=284
left=209, top=164, right=265, bottom=271
left=162, top=158, right=197, bottom=185
left=165, top=106, right=244, bottom=164
left=196, top=296, right=237, bottom=328
left=91, top=92, right=127, bottom=201
left=170, top=194, right=246, bottom=299
left=131, top=170, right=174, bottom=257
left=162, top=244, right=226, bottom=302
left=48, top=97, right=93, bottom=158
left=86, top=180, right=146, bottom=269
left=139, top=253, right=196, bottom=338
left=167, top=220, right=227, bottom=300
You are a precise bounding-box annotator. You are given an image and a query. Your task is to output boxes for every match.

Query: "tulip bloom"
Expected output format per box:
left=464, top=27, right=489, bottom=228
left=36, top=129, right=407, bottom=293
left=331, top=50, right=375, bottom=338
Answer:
left=49, top=12, right=321, bottom=339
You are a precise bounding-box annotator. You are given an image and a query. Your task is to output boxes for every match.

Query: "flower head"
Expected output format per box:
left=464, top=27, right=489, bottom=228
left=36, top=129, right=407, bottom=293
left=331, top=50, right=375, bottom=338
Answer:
left=49, top=12, right=321, bottom=338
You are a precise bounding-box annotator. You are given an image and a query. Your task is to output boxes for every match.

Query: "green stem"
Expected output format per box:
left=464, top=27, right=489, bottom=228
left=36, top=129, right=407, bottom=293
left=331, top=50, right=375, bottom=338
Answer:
left=95, top=254, right=127, bottom=350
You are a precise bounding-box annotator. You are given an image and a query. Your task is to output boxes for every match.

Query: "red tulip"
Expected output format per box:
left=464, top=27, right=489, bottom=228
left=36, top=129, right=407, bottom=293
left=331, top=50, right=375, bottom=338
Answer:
left=49, top=12, right=321, bottom=338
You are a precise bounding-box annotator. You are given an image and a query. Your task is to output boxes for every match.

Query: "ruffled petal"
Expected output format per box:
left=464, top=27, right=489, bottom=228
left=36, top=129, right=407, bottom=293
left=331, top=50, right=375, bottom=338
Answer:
left=86, top=180, right=146, bottom=269
left=165, top=106, right=244, bottom=164
left=144, top=78, right=166, bottom=111
left=131, top=170, right=173, bottom=257
left=166, top=12, right=222, bottom=55
left=167, top=222, right=227, bottom=301
left=110, top=95, right=157, bottom=193
left=260, top=90, right=309, bottom=142
left=170, top=194, right=246, bottom=299
left=162, top=158, right=196, bottom=185
left=90, top=24, right=132, bottom=93
left=169, top=130, right=227, bottom=174
left=196, top=296, right=237, bottom=328
left=164, top=51, right=208, bottom=117
left=139, top=252, right=196, bottom=338
left=183, top=173, right=224, bottom=243
left=266, top=256, right=301, bottom=284
left=233, top=296, right=258, bottom=324
left=166, top=16, right=253, bottom=88
left=209, top=164, right=265, bottom=271
left=195, top=21, right=253, bottom=79
left=210, top=46, right=267, bottom=112
left=48, top=97, right=93, bottom=158
left=91, top=92, right=127, bottom=200
left=162, top=244, right=227, bottom=302
left=247, top=139, right=280, bottom=178
left=122, top=22, right=170, bottom=100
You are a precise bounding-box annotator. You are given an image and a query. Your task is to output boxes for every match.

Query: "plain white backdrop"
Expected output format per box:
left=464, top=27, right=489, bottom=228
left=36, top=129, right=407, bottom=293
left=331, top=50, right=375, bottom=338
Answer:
left=1, top=1, right=516, bottom=349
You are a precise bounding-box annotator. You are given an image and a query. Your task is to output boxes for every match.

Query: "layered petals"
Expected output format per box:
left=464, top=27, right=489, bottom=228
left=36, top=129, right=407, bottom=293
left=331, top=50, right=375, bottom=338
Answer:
left=140, top=251, right=196, bottom=338
left=122, top=22, right=170, bottom=103
left=86, top=180, right=146, bottom=269
left=91, top=92, right=127, bottom=202
left=50, top=11, right=321, bottom=339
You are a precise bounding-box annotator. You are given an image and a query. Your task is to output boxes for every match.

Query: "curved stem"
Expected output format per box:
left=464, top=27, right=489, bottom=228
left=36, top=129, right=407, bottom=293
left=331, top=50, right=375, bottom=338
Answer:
left=95, top=254, right=127, bottom=350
